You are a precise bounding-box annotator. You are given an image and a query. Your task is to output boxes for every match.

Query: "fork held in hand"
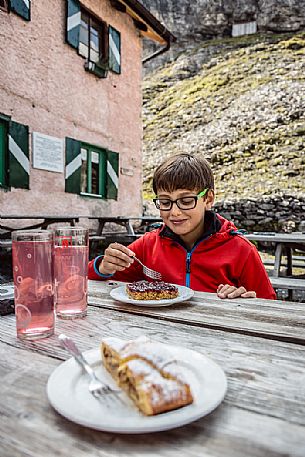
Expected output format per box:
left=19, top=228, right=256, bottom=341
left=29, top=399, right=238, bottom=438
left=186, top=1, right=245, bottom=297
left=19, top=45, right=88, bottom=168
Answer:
left=131, top=255, right=162, bottom=280
left=58, top=334, right=122, bottom=406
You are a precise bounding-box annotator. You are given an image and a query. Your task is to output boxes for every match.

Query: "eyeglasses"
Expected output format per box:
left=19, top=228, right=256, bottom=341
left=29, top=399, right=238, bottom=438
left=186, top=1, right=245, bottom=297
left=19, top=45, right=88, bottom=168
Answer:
left=153, top=189, right=208, bottom=211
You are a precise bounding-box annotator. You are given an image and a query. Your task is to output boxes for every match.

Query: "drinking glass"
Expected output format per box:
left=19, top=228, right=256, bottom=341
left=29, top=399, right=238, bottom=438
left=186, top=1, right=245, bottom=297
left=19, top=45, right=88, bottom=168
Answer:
left=54, top=227, right=89, bottom=319
left=12, top=230, right=55, bottom=340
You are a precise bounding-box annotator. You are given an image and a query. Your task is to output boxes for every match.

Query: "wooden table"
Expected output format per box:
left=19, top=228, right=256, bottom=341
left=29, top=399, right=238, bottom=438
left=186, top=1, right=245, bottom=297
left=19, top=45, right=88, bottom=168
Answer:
left=245, top=232, right=305, bottom=297
left=85, top=216, right=162, bottom=237
left=85, top=216, right=162, bottom=250
left=1, top=280, right=305, bottom=456
left=245, top=232, right=305, bottom=277
left=0, top=215, right=80, bottom=237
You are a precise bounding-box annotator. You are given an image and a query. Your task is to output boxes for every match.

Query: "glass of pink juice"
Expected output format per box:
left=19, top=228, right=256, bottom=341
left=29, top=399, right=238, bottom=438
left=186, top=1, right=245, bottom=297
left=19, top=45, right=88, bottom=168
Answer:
left=54, top=227, right=89, bottom=319
left=12, top=230, right=55, bottom=340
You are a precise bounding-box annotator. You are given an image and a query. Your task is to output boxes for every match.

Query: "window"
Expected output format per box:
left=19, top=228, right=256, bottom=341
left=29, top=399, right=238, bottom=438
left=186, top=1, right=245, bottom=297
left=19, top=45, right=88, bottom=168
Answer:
left=65, top=137, right=119, bottom=199
left=80, top=144, right=107, bottom=197
left=66, top=0, right=121, bottom=77
left=78, top=10, right=108, bottom=66
left=0, top=117, right=30, bottom=190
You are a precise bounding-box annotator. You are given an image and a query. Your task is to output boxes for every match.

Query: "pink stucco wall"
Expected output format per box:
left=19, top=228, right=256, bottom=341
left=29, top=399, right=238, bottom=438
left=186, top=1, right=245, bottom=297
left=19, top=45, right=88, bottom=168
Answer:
left=0, top=0, right=143, bottom=220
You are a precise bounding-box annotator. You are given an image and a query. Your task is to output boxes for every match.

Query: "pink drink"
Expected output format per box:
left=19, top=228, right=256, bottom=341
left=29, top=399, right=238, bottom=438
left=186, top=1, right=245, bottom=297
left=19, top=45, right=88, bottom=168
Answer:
left=54, top=244, right=89, bottom=318
left=12, top=234, right=55, bottom=340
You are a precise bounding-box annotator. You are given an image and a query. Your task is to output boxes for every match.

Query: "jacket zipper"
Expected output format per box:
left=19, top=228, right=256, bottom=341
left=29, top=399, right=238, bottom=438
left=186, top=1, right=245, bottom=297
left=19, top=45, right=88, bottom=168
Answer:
left=168, top=235, right=213, bottom=287
left=184, top=237, right=212, bottom=288
left=186, top=252, right=192, bottom=287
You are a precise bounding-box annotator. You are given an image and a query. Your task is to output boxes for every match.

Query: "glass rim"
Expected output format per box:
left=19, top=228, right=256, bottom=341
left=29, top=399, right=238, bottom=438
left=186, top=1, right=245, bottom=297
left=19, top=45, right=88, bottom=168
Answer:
left=12, top=229, right=53, bottom=242
left=54, top=226, right=88, bottom=233
left=54, top=226, right=89, bottom=246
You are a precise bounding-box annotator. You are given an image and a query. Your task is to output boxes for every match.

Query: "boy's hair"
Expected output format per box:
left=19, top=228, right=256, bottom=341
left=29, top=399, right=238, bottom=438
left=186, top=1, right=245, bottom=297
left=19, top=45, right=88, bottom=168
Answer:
left=152, top=153, right=214, bottom=194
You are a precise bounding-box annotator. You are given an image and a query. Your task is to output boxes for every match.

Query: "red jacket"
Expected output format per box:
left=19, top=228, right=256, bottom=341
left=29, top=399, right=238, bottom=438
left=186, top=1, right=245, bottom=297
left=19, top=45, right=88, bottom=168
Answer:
left=88, top=213, right=276, bottom=300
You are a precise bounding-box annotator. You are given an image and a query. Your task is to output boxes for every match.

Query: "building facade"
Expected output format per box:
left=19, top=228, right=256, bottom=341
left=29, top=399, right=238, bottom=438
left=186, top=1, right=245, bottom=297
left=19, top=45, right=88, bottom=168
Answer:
left=0, top=0, right=173, bottom=219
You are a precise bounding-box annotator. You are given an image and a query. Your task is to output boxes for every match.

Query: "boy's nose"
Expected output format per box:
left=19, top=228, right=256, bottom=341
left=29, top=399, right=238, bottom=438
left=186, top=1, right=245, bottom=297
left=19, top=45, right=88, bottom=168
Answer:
left=170, top=202, right=183, bottom=215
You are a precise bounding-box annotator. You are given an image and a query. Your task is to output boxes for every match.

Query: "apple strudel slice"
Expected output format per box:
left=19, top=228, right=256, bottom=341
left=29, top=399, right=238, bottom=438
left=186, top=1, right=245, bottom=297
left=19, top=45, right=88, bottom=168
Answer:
left=101, top=337, right=128, bottom=381
left=101, top=335, right=150, bottom=380
left=117, top=358, right=193, bottom=415
left=101, top=336, right=193, bottom=415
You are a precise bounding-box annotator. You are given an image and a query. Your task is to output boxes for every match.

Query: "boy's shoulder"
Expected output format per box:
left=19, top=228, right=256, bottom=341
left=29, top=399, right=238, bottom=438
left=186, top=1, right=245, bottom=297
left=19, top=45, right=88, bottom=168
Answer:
left=228, top=229, right=256, bottom=248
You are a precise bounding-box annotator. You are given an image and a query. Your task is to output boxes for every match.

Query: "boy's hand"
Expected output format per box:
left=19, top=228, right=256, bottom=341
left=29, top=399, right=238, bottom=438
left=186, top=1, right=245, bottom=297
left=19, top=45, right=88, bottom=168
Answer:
left=99, top=242, right=135, bottom=275
left=217, top=284, right=256, bottom=299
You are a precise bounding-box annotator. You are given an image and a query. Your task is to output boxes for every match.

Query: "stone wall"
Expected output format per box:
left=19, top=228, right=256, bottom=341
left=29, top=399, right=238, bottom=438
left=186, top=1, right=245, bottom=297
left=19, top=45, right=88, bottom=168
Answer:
left=214, top=194, right=305, bottom=232
left=144, top=195, right=305, bottom=233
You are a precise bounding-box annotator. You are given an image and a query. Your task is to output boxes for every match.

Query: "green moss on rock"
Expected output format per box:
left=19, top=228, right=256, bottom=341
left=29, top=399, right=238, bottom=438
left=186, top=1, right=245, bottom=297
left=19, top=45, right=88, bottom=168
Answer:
left=142, top=32, right=305, bottom=201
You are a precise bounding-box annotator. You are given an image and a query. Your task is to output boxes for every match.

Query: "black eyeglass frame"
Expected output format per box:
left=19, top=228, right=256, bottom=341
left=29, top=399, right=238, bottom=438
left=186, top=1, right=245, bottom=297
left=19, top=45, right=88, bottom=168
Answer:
left=153, top=189, right=208, bottom=211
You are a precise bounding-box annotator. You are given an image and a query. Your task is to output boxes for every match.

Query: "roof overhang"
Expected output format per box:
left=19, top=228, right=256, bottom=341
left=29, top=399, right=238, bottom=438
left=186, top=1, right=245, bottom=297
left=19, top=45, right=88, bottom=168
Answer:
left=109, top=0, right=176, bottom=45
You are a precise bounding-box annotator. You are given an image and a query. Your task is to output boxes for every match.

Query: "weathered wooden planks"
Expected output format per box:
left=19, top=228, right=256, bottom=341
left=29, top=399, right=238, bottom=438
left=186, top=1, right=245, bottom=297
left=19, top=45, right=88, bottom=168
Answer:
left=1, top=306, right=305, bottom=428
left=1, top=280, right=305, bottom=457
left=1, top=342, right=305, bottom=457
left=270, top=276, right=305, bottom=291
left=88, top=281, right=305, bottom=345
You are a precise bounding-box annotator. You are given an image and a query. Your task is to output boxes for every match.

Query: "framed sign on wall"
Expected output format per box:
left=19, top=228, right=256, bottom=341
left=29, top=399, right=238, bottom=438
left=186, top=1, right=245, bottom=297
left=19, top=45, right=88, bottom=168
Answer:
left=32, top=132, right=64, bottom=173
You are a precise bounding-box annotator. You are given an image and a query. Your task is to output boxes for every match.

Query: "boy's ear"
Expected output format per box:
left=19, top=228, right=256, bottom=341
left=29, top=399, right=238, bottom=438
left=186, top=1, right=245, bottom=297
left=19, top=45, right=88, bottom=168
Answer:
left=205, top=189, right=215, bottom=210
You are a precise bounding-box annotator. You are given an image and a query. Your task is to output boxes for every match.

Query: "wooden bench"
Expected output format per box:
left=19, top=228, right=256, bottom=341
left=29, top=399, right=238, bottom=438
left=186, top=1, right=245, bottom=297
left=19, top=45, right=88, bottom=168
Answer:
left=263, top=256, right=305, bottom=270
left=0, top=239, right=12, bottom=249
left=270, top=276, right=305, bottom=291
left=293, top=255, right=305, bottom=264
left=89, top=235, right=106, bottom=241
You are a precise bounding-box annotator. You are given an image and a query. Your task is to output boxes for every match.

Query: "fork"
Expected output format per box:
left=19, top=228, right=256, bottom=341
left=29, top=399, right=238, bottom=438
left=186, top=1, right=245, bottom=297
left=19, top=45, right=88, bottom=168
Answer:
left=131, top=255, right=162, bottom=280
left=58, top=334, right=123, bottom=406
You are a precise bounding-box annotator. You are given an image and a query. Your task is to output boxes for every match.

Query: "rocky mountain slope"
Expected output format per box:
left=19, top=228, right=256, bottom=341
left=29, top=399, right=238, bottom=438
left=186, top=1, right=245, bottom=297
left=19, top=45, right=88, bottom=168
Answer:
left=142, top=0, right=305, bottom=41
left=142, top=32, right=305, bottom=210
left=141, top=0, right=305, bottom=70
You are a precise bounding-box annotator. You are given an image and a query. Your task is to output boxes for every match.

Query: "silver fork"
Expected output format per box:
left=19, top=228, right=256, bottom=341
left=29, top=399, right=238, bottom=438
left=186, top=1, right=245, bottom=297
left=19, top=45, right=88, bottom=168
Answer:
left=58, top=334, right=123, bottom=406
left=132, top=255, right=162, bottom=280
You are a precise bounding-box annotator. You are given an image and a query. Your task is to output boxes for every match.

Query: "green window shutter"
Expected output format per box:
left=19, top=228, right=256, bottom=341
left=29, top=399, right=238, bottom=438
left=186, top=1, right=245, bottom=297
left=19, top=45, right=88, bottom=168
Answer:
left=66, top=0, right=81, bottom=50
left=0, top=122, right=7, bottom=187
left=8, top=121, right=30, bottom=189
left=65, top=137, right=81, bottom=194
left=10, top=0, right=31, bottom=21
left=106, top=150, right=119, bottom=199
left=98, top=148, right=107, bottom=197
left=109, top=26, right=121, bottom=74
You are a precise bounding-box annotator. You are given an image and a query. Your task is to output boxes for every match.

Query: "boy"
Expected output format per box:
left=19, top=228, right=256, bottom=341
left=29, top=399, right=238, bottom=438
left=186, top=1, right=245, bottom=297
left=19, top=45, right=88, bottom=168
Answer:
left=88, top=154, right=276, bottom=299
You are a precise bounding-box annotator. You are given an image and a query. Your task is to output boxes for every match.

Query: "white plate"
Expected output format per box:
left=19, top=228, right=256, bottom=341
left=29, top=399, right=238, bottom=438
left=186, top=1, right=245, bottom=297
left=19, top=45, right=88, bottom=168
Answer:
left=110, top=284, right=194, bottom=307
left=47, top=345, right=227, bottom=434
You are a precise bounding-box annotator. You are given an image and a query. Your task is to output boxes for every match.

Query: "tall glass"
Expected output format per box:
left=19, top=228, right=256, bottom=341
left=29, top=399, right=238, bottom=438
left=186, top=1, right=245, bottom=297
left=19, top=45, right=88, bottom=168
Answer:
left=54, top=227, right=89, bottom=319
left=12, top=230, right=55, bottom=340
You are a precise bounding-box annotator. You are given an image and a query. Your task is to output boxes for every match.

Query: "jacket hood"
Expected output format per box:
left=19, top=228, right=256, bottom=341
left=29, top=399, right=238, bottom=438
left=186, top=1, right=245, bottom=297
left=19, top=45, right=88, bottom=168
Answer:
left=216, top=213, right=238, bottom=235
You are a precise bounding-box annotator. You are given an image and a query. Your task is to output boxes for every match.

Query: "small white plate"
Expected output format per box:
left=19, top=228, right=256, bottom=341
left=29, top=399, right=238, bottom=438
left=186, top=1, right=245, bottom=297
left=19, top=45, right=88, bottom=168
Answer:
left=110, top=284, right=194, bottom=307
left=47, top=345, right=227, bottom=434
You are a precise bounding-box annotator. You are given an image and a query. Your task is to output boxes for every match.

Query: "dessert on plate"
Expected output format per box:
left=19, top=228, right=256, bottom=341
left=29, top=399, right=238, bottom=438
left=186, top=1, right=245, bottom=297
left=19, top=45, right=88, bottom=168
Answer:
left=126, top=280, right=179, bottom=300
left=101, top=335, right=193, bottom=415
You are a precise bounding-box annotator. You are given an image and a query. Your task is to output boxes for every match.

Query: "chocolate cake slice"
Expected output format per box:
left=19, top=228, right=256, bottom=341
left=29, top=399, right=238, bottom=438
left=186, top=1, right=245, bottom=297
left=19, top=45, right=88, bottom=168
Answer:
left=126, top=280, right=178, bottom=300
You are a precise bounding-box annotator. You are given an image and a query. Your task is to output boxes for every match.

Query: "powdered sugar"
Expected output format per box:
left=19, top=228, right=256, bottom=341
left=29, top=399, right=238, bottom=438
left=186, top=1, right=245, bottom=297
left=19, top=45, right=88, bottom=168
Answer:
left=123, top=358, right=189, bottom=405
left=102, top=336, right=128, bottom=354
left=121, top=337, right=188, bottom=383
